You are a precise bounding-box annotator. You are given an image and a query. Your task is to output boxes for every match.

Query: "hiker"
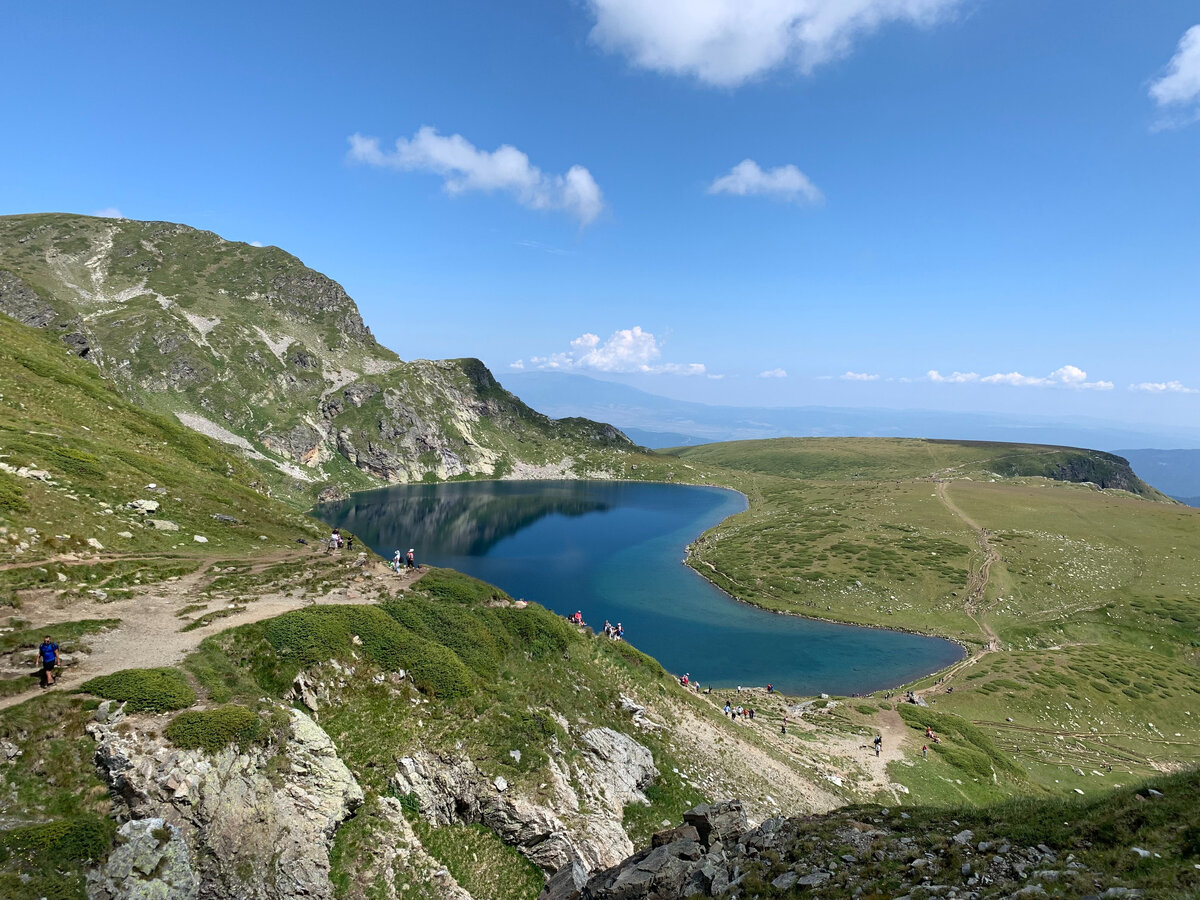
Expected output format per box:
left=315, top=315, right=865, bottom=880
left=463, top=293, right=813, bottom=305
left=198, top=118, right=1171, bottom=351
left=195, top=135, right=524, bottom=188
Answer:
left=724, top=702, right=732, bottom=716
left=346, top=534, right=354, bottom=552
left=37, top=636, right=58, bottom=687
left=873, top=735, right=882, bottom=757
left=749, top=708, right=755, bottom=720
left=922, top=744, right=928, bottom=759
left=392, top=550, right=402, bottom=573
left=766, top=683, right=773, bottom=694
left=603, top=620, right=612, bottom=637
left=680, top=673, right=689, bottom=687
left=614, top=623, right=623, bottom=641
left=781, top=715, right=788, bottom=735
left=406, top=548, right=416, bottom=570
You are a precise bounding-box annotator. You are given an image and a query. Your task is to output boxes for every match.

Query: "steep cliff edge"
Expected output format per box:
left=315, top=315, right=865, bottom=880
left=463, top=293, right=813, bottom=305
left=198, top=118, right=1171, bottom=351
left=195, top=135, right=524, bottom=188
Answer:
left=0, top=213, right=635, bottom=499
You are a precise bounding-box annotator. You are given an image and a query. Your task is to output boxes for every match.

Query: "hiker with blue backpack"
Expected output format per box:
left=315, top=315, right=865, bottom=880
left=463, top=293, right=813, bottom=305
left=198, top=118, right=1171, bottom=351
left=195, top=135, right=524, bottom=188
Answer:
left=38, top=636, right=58, bottom=688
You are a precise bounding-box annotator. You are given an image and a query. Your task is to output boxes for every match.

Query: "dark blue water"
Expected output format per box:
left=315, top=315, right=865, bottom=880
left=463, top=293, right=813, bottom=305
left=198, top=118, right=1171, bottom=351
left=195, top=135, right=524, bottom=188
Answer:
left=316, top=480, right=963, bottom=695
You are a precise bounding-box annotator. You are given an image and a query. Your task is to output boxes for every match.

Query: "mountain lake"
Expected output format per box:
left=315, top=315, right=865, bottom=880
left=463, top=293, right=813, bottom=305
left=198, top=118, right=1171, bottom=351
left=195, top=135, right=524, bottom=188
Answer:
left=315, top=479, right=964, bottom=696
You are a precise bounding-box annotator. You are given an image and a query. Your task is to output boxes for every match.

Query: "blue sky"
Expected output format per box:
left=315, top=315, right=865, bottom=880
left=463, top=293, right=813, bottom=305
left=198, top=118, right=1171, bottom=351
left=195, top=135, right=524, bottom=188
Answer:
left=2, top=1, right=1199, bottom=426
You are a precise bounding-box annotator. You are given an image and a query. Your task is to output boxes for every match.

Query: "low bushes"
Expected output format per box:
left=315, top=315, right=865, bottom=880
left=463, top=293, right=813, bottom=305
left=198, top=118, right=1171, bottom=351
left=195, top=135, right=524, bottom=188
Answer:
left=414, top=567, right=511, bottom=606
left=164, top=704, right=262, bottom=753
left=80, top=667, right=196, bottom=712
left=265, top=605, right=474, bottom=698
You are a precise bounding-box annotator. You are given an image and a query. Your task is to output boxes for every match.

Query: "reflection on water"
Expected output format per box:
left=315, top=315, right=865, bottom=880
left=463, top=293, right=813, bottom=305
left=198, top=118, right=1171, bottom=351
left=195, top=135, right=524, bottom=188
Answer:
left=316, top=480, right=964, bottom=695
left=317, top=480, right=610, bottom=556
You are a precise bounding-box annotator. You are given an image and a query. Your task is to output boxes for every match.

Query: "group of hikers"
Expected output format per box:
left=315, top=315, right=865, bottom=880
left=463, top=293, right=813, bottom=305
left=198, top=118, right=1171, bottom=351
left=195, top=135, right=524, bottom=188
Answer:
left=600, top=618, right=624, bottom=640
left=722, top=700, right=757, bottom=722
left=326, top=528, right=354, bottom=553
left=324, top=528, right=419, bottom=576
left=391, top=548, right=417, bottom=573
left=564, top=612, right=626, bottom=642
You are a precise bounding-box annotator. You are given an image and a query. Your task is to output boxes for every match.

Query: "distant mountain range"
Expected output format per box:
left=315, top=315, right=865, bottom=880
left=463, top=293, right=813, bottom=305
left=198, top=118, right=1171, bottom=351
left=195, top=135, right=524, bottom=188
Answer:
left=506, top=372, right=1200, bottom=504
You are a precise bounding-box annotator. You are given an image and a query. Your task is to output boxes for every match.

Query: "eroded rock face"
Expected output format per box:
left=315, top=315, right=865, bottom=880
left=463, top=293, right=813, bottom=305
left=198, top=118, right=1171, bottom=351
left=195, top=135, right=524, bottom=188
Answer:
left=392, top=727, right=658, bottom=877
left=89, top=708, right=363, bottom=900
left=88, top=817, right=199, bottom=900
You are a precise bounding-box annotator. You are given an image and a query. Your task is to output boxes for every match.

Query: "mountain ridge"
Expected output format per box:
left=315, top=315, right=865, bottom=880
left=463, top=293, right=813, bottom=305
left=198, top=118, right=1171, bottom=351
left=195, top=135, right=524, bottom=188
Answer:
left=0, top=213, right=635, bottom=501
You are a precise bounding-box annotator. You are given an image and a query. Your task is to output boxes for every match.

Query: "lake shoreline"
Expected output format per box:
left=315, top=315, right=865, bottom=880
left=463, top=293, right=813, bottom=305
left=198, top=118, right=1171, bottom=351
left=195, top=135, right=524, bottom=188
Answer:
left=679, top=548, right=971, bottom=692
left=319, top=473, right=968, bottom=695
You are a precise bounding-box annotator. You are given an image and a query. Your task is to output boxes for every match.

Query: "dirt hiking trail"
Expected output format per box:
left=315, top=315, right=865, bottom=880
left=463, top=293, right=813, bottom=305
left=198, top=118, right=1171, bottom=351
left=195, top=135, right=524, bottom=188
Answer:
left=0, top=548, right=422, bottom=712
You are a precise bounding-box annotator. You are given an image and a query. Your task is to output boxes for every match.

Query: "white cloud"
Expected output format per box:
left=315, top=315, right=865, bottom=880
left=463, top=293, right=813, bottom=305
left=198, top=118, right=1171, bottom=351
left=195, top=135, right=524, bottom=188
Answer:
left=249, top=240, right=265, bottom=247
left=586, top=0, right=965, bottom=87
left=759, top=367, right=788, bottom=378
left=840, top=371, right=879, bottom=381
left=708, top=159, right=823, bottom=204
left=516, top=326, right=706, bottom=375
left=1130, top=380, right=1198, bottom=394
left=92, top=207, right=123, bottom=219
left=348, top=128, right=605, bottom=226
left=929, top=365, right=1112, bottom=390
left=1149, top=25, right=1200, bottom=125
left=927, top=369, right=979, bottom=383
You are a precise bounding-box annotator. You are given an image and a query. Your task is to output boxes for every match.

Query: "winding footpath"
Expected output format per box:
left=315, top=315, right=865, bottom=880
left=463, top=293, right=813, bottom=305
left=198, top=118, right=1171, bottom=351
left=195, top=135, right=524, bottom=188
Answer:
left=929, top=480, right=1002, bottom=689
left=0, top=549, right=420, bottom=713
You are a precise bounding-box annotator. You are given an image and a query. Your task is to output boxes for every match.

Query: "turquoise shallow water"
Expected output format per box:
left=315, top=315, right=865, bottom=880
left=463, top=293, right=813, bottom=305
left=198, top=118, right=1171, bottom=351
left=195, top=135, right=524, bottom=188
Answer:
left=316, top=479, right=963, bottom=695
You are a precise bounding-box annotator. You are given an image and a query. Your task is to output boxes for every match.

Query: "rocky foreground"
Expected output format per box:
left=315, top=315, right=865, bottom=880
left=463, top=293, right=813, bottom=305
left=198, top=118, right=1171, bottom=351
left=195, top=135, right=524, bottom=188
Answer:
left=543, top=788, right=1196, bottom=900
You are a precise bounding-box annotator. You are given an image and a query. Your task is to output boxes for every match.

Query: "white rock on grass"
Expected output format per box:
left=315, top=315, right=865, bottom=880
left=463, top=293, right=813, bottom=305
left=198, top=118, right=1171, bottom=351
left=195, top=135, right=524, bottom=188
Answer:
left=87, top=538, right=104, bottom=550
left=193, top=535, right=209, bottom=543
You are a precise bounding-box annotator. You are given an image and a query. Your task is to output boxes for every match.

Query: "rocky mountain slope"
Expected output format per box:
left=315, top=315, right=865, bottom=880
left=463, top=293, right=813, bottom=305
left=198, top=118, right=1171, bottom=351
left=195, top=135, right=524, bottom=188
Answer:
left=0, top=213, right=635, bottom=500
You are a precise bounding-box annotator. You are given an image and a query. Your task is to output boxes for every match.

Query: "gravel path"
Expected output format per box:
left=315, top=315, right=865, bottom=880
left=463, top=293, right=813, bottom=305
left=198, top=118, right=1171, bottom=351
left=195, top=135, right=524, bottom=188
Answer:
left=0, top=550, right=420, bottom=711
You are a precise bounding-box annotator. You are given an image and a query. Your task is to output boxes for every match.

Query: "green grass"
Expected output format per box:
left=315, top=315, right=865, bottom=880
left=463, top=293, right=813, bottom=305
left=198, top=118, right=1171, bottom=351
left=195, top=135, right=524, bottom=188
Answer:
left=0, top=693, right=115, bottom=900
left=415, top=821, right=545, bottom=900
left=79, top=667, right=196, bottom=712
left=0, top=311, right=326, bottom=556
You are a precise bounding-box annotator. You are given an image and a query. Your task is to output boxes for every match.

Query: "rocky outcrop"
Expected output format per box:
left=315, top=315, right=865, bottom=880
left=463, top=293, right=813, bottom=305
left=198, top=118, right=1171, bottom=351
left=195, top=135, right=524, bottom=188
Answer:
left=89, top=707, right=363, bottom=900
left=544, top=796, right=1162, bottom=900
left=542, top=801, right=747, bottom=900
left=392, top=727, right=658, bottom=876
left=88, top=818, right=200, bottom=900
left=0, top=269, right=57, bottom=327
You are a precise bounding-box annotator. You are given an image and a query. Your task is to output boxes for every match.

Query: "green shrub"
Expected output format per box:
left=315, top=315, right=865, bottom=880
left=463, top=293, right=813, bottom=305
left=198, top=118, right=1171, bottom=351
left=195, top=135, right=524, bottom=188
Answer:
left=80, top=667, right=196, bottom=712
left=0, top=815, right=114, bottom=865
left=488, top=606, right=577, bottom=660
left=0, top=473, right=27, bottom=513
left=265, top=606, right=474, bottom=698
left=164, top=704, right=262, bottom=753
left=382, top=599, right=507, bottom=679
left=414, top=567, right=511, bottom=606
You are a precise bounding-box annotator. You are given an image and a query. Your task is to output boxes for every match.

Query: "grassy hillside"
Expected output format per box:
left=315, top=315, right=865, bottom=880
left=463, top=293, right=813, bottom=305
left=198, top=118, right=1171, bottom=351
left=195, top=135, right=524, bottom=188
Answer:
left=659, top=438, right=1200, bottom=801
left=0, top=213, right=636, bottom=502
left=0, top=311, right=322, bottom=569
